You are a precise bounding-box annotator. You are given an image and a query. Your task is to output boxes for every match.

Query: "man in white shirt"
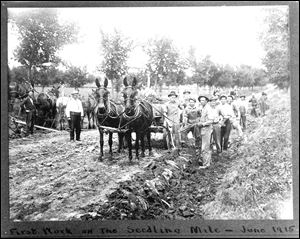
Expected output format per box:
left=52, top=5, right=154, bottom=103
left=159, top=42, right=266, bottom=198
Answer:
left=227, top=95, right=243, bottom=138
left=163, top=91, right=181, bottom=149
left=238, top=95, right=248, bottom=131
left=66, top=89, right=84, bottom=141
left=217, top=95, right=235, bottom=151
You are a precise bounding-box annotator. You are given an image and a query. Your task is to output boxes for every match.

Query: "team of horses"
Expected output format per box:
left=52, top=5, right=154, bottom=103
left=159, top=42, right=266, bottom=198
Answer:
left=9, top=76, right=155, bottom=162
left=93, top=76, right=154, bottom=162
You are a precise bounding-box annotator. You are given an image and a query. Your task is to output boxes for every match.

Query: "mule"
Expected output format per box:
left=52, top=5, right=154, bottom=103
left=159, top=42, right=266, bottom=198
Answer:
left=94, top=78, right=125, bottom=161
left=120, top=76, right=153, bottom=161
left=9, top=80, right=35, bottom=119
left=55, top=96, right=70, bottom=130
left=82, top=91, right=97, bottom=129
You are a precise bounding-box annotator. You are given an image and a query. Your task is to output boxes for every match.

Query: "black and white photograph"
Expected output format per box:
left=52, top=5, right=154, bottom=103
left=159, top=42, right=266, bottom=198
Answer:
left=1, top=1, right=299, bottom=237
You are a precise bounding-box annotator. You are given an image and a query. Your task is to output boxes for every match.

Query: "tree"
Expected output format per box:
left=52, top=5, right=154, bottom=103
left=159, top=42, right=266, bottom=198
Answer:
left=259, top=7, right=289, bottom=89
left=99, top=29, right=133, bottom=97
left=235, top=65, right=268, bottom=89
left=217, top=64, right=235, bottom=88
left=10, top=8, right=78, bottom=87
left=144, top=38, right=186, bottom=90
left=186, top=53, right=221, bottom=88
left=62, top=64, right=90, bottom=88
left=9, top=66, right=28, bottom=84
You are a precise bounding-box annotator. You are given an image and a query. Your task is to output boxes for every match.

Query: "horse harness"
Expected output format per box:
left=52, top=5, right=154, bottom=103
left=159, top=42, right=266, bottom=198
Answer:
left=118, top=100, right=152, bottom=132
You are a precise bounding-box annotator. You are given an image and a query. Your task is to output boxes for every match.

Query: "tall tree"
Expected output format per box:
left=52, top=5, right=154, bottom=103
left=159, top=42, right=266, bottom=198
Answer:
left=99, top=29, right=133, bottom=96
left=10, top=8, right=78, bottom=87
left=144, top=38, right=186, bottom=90
left=259, top=7, right=289, bottom=89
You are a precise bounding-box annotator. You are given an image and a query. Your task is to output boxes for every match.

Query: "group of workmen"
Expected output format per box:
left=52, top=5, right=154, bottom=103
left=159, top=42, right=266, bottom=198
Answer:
left=163, top=89, right=269, bottom=169
left=19, top=87, right=269, bottom=170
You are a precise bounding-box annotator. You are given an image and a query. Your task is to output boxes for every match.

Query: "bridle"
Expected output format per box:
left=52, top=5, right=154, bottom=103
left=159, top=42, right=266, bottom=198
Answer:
left=95, top=87, right=122, bottom=126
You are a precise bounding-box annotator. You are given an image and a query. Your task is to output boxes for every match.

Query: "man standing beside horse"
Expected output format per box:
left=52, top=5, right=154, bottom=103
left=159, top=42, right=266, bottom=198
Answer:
left=19, top=90, right=36, bottom=136
left=163, top=91, right=182, bottom=150
left=66, top=89, right=84, bottom=142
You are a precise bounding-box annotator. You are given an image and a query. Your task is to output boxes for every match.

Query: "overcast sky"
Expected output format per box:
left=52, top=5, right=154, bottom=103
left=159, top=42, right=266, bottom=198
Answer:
left=8, top=5, right=287, bottom=74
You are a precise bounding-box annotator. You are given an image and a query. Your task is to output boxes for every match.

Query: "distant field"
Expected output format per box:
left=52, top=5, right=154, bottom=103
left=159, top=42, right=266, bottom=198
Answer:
left=34, top=84, right=269, bottom=102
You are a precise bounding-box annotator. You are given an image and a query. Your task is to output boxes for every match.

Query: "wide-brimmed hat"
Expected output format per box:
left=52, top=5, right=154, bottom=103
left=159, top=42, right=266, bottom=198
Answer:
left=210, top=95, right=219, bottom=101
left=183, top=89, right=191, bottom=94
left=227, top=95, right=235, bottom=100
left=71, top=89, right=79, bottom=95
left=188, top=97, right=196, bottom=102
left=168, top=91, right=178, bottom=97
left=198, top=95, right=210, bottom=102
left=219, top=94, right=227, bottom=100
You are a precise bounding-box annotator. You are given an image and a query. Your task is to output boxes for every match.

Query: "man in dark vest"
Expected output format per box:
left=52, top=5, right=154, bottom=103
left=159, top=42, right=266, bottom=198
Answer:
left=20, top=90, right=36, bottom=135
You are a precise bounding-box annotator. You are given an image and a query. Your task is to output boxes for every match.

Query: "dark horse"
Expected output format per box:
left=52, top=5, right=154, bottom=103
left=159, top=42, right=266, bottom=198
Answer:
left=9, top=80, right=34, bottom=117
left=94, top=78, right=124, bottom=161
left=35, top=92, right=56, bottom=127
left=120, top=77, right=153, bottom=161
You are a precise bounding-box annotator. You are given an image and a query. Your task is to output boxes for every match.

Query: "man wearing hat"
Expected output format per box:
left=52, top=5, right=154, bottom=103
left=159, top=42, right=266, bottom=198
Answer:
left=180, top=89, right=191, bottom=109
left=20, top=90, right=36, bottom=136
left=238, top=95, right=248, bottom=131
left=66, top=89, right=84, bottom=141
left=217, top=94, right=235, bottom=151
left=197, top=94, right=215, bottom=168
left=227, top=95, right=243, bottom=139
left=181, top=97, right=202, bottom=148
left=249, top=94, right=259, bottom=117
left=163, top=91, right=182, bottom=149
left=259, top=92, right=269, bottom=116
left=209, top=95, right=223, bottom=154
left=179, top=89, right=192, bottom=142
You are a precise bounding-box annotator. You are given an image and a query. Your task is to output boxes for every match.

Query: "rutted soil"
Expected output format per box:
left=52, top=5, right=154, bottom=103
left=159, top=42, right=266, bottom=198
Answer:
left=9, top=130, right=161, bottom=221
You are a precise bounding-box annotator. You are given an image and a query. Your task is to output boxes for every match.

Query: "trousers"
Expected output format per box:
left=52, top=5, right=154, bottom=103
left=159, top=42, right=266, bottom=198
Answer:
left=240, top=115, right=246, bottom=130
left=211, top=124, right=222, bottom=153
left=221, top=119, right=231, bottom=151
left=69, top=113, right=81, bottom=140
left=200, top=126, right=213, bottom=167
left=25, top=110, right=36, bottom=134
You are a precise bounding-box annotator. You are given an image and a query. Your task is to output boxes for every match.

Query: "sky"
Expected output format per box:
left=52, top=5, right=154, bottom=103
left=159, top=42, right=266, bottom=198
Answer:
left=7, top=5, right=288, bottom=74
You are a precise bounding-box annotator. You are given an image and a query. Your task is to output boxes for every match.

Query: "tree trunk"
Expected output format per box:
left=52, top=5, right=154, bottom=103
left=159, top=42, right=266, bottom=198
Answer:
left=28, top=66, right=32, bottom=85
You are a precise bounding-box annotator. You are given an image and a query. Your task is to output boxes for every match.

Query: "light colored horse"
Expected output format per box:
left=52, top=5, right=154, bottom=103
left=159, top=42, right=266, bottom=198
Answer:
left=56, top=96, right=70, bottom=130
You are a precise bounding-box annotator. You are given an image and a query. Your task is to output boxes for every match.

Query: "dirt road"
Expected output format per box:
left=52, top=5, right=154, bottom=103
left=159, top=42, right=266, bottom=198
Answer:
left=9, top=130, right=162, bottom=221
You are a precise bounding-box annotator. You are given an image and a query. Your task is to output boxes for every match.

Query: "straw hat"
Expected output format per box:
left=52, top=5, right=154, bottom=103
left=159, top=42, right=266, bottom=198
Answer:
left=168, top=91, right=178, bottom=97
left=198, top=95, right=210, bottom=102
